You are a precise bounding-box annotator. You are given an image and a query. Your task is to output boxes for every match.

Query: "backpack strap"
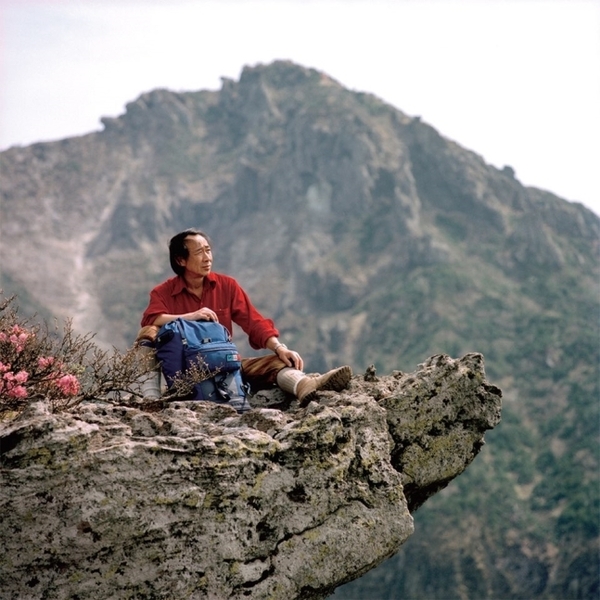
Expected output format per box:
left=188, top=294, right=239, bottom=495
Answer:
left=175, top=319, right=188, bottom=348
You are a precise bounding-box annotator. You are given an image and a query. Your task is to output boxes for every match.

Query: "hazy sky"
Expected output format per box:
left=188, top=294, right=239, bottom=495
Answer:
left=1, top=0, right=599, bottom=216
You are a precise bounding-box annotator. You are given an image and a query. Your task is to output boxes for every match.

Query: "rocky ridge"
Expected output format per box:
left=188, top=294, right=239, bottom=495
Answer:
left=0, top=353, right=501, bottom=599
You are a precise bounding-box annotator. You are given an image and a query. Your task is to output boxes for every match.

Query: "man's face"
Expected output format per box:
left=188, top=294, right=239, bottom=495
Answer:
left=180, top=235, right=212, bottom=277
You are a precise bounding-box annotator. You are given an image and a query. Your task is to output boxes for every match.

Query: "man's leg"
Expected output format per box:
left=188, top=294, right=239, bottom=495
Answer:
left=134, top=326, right=162, bottom=400
left=242, top=356, right=352, bottom=407
left=241, top=355, right=287, bottom=389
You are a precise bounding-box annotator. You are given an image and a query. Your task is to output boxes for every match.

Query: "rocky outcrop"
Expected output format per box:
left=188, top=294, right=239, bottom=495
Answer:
left=0, top=353, right=501, bottom=599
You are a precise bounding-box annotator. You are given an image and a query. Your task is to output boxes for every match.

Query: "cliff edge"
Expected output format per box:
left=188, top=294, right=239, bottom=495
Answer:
left=0, top=353, right=501, bottom=599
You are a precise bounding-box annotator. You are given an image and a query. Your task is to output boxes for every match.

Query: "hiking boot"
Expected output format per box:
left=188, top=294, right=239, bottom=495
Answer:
left=296, top=365, right=353, bottom=407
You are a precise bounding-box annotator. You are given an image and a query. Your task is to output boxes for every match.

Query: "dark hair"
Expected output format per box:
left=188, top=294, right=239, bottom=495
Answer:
left=168, top=228, right=211, bottom=276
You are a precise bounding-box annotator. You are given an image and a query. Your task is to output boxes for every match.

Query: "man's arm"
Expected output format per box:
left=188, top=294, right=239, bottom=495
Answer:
left=151, top=307, right=219, bottom=327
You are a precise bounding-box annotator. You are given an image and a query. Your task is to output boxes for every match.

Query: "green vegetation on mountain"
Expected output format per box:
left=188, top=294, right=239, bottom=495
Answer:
left=1, top=61, right=598, bottom=599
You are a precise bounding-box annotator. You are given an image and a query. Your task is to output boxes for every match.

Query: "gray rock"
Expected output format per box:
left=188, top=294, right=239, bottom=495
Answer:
left=0, top=353, right=501, bottom=599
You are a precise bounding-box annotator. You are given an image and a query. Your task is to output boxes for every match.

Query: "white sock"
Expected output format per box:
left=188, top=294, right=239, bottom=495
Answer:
left=276, top=368, right=305, bottom=395
left=137, top=345, right=161, bottom=399
left=140, top=371, right=161, bottom=399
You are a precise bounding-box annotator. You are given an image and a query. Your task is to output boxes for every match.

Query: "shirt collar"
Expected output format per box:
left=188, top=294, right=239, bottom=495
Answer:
left=171, top=273, right=216, bottom=296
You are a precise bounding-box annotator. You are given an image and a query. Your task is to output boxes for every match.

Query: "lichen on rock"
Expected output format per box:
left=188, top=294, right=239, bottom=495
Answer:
left=0, top=353, right=501, bottom=599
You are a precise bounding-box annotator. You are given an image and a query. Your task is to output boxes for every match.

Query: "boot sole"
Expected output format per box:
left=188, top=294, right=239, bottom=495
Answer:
left=318, top=366, right=353, bottom=392
left=298, top=366, right=353, bottom=407
left=298, top=390, right=317, bottom=407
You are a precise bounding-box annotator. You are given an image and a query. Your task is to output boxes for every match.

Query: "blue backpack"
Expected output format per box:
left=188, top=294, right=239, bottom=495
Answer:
left=155, top=318, right=251, bottom=413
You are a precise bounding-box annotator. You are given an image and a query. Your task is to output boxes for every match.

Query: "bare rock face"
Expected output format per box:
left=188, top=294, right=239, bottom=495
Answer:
left=0, top=353, right=501, bottom=599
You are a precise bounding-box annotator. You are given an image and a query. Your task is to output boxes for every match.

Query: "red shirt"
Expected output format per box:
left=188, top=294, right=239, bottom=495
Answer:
left=141, top=272, right=279, bottom=350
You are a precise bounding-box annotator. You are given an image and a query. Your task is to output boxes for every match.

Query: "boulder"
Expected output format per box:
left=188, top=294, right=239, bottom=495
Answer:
left=0, top=353, right=501, bottom=599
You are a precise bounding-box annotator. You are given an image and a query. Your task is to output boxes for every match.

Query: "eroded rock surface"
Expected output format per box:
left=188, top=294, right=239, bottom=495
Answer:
left=0, top=353, right=501, bottom=599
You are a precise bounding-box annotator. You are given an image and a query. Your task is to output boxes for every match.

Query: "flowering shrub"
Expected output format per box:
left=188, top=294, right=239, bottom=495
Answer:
left=0, top=294, right=215, bottom=420
left=0, top=295, right=157, bottom=418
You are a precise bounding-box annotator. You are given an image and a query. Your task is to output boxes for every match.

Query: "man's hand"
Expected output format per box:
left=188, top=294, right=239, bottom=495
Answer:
left=188, top=308, right=219, bottom=322
left=151, top=309, right=218, bottom=327
left=276, top=347, right=304, bottom=371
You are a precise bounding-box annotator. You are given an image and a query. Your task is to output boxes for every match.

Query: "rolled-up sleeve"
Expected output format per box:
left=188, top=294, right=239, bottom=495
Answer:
left=228, top=279, right=279, bottom=349
left=140, top=277, right=189, bottom=327
left=141, top=288, right=171, bottom=327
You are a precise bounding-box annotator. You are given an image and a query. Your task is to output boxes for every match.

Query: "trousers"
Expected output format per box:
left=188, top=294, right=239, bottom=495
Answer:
left=241, top=355, right=287, bottom=390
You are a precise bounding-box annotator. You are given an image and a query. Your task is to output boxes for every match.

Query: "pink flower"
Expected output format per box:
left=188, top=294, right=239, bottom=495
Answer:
left=13, top=370, right=29, bottom=384
left=0, top=361, right=10, bottom=374
left=0, top=325, right=31, bottom=352
left=7, top=385, right=27, bottom=399
left=3, top=372, right=16, bottom=383
left=9, top=332, right=29, bottom=353
left=0, top=369, right=28, bottom=399
left=38, top=356, right=55, bottom=369
left=54, top=374, right=80, bottom=397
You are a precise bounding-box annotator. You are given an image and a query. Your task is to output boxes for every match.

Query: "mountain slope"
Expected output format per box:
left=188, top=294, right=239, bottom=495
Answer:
left=1, top=60, right=598, bottom=599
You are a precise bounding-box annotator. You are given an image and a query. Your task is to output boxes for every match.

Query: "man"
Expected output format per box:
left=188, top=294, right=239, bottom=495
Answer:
left=137, top=228, right=352, bottom=406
